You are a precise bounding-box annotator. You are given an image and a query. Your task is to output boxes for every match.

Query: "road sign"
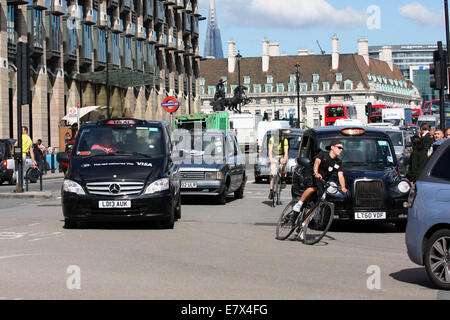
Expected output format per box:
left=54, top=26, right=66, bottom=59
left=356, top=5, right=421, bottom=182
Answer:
left=162, top=97, right=180, bottom=113
left=68, top=107, right=78, bottom=118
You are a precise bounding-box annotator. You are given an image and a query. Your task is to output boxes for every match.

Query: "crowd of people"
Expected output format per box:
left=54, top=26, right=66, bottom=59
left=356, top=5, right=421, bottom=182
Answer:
left=406, top=123, right=450, bottom=183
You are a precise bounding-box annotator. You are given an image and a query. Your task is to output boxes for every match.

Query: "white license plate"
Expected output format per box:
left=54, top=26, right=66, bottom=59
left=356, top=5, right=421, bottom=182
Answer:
left=355, top=212, right=386, bottom=220
left=98, top=200, right=131, bottom=209
left=181, top=181, right=197, bottom=188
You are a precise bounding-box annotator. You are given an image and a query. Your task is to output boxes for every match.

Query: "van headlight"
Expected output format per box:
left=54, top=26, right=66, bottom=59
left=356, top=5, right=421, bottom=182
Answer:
left=397, top=181, right=410, bottom=193
left=145, top=178, right=170, bottom=194
left=63, top=179, right=86, bottom=195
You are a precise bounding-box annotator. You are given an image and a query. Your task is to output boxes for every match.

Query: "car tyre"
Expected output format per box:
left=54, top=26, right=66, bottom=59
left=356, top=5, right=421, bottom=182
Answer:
left=162, top=205, right=175, bottom=229
left=424, top=229, right=450, bottom=290
left=64, top=219, right=79, bottom=229
left=175, top=197, right=181, bottom=220
left=394, top=221, right=407, bottom=232
left=234, top=175, right=246, bottom=199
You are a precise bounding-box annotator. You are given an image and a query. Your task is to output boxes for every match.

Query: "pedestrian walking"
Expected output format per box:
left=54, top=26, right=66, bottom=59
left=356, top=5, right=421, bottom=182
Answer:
left=407, top=122, right=433, bottom=183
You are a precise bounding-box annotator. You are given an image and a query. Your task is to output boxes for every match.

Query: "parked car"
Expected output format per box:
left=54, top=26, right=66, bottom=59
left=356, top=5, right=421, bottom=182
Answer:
left=0, top=139, right=16, bottom=185
left=254, top=129, right=304, bottom=183
left=172, top=129, right=246, bottom=205
left=292, top=126, right=411, bottom=230
left=406, top=138, right=450, bottom=290
left=59, top=119, right=181, bottom=229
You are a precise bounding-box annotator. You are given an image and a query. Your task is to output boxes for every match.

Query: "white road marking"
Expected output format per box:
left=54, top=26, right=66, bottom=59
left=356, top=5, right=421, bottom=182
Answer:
left=27, top=223, right=40, bottom=227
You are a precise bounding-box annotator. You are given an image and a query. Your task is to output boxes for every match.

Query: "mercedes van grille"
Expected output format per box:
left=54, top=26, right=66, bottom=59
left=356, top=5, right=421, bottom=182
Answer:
left=86, top=181, right=144, bottom=196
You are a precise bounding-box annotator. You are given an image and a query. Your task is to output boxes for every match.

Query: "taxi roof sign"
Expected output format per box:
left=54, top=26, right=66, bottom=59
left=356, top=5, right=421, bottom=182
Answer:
left=341, top=128, right=366, bottom=135
left=106, top=119, right=136, bottom=125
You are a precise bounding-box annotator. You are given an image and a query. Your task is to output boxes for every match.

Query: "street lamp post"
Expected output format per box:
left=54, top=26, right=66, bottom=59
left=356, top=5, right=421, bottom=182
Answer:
left=99, top=25, right=111, bottom=119
left=295, top=64, right=301, bottom=128
left=236, top=50, right=242, bottom=112
left=105, top=29, right=111, bottom=119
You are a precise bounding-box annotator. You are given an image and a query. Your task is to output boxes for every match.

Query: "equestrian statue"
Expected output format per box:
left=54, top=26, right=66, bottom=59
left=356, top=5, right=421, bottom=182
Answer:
left=210, top=79, right=251, bottom=113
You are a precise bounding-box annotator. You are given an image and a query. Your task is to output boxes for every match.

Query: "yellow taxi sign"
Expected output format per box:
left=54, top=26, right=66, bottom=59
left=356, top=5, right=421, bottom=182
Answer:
left=341, top=128, right=365, bottom=135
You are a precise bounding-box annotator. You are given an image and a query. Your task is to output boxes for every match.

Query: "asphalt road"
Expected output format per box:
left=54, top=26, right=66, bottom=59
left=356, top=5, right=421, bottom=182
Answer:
left=0, top=166, right=448, bottom=300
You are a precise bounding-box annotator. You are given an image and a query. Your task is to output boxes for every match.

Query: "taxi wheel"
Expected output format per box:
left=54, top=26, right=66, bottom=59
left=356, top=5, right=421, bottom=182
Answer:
left=64, top=219, right=79, bottom=229
left=161, top=205, right=175, bottom=229
left=175, top=197, right=181, bottom=220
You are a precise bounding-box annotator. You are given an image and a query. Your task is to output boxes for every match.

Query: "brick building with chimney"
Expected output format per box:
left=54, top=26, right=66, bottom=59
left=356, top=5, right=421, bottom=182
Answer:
left=199, top=36, right=422, bottom=127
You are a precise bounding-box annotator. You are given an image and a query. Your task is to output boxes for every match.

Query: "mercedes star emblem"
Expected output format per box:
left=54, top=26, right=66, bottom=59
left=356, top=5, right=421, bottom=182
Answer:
left=109, top=183, right=121, bottom=194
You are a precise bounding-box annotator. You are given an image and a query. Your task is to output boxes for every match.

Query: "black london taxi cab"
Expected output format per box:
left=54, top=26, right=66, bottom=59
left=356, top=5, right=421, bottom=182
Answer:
left=59, top=119, right=181, bottom=229
left=291, top=126, right=411, bottom=231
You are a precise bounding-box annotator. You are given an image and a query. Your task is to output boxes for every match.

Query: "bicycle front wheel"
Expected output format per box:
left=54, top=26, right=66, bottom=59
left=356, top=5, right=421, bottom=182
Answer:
left=272, top=174, right=279, bottom=207
left=275, top=201, right=298, bottom=240
left=303, top=202, right=334, bottom=245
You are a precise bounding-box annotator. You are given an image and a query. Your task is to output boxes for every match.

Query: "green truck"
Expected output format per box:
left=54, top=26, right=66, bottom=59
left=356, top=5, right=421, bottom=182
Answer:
left=173, top=112, right=229, bottom=131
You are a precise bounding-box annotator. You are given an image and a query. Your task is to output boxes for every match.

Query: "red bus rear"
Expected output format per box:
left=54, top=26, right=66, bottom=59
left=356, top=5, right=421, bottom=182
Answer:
left=324, top=104, right=357, bottom=126
left=411, top=108, right=421, bottom=125
left=368, top=104, right=387, bottom=123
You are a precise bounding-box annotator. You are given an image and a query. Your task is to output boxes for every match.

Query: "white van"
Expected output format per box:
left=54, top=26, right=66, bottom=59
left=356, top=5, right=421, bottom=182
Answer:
left=229, top=113, right=262, bottom=152
left=256, top=120, right=290, bottom=152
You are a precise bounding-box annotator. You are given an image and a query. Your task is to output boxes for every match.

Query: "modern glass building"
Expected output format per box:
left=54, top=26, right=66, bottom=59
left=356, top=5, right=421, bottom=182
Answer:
left=1, top=0, right=204, bottom=150
left=203, top=0, right=222, bottom=58
left=369, top=44, right=444, bottom=106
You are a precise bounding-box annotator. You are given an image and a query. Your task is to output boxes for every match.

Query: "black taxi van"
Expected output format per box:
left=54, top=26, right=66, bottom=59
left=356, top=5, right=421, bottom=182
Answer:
left=292, top=126, right=411, bottom=230
left=59, top=119, right=181, bottom=229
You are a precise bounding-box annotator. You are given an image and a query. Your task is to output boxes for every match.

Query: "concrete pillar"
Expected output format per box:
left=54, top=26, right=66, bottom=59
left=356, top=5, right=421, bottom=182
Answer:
left=32, top=66, right=48, bottom=143
left=50, top=70, right=65, bottom=149
left=332, top=35, right=339, bottom=70
left=262, top=38, right=269, bottom=72
left=358, top=38, right=369, bottom=66
left=0, top=0, right=9, bottom=138
left=228, top=40, right=236, bottom=73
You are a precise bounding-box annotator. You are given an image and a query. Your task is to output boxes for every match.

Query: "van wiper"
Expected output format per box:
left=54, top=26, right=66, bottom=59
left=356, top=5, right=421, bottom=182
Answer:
left=108, top=151, right=153, bottom=158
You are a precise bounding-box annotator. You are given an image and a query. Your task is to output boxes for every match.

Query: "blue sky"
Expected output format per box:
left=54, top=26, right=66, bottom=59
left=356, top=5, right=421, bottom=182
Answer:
left=197, top=0, right=447, bottom=58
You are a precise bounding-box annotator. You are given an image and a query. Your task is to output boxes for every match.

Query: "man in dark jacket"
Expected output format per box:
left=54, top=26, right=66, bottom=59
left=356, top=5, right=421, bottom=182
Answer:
left=407, top=122, right=433, bottom=183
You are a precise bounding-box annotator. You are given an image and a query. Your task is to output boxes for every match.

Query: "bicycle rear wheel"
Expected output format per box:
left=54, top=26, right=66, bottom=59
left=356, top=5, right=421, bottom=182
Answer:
left=275, top=200, right=298, bottom=240
left=303, top=202, right=334, bottom=245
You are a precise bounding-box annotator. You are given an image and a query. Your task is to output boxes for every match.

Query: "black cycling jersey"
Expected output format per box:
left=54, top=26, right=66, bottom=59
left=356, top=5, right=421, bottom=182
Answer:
left=315, top=151, right=343, bottom=180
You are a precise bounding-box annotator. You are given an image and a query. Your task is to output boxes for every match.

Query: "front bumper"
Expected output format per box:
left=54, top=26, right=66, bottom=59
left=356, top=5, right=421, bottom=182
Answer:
left=62, top=191, right=173, bottom=222
left=180, top=180, right=225, bottom=196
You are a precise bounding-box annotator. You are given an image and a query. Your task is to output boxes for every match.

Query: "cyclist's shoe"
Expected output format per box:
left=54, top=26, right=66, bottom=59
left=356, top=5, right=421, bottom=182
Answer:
left=298, top=230, right=305, bottom=241
left=268, top=190, right=274, bottom=200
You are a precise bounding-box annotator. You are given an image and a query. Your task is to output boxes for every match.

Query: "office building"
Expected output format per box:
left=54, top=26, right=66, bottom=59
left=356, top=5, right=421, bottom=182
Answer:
left=1, top=0, right=203, bottom=150
left=203, top=0, right=223, bottom=58
left=200, top=37, right=422, bottom=127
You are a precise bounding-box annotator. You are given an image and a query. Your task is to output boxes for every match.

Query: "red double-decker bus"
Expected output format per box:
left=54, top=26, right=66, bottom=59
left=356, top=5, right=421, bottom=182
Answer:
left=422, top=99, right=449, bottom=115
left=324, top=104, right=357, bottom=125
left=368, top=104, right=388, bottom=123
left=411, top=108, right=421, bottom=125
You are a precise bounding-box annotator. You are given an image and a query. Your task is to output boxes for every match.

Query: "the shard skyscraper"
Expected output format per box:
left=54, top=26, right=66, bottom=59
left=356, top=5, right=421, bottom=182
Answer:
left=204, top=0, right=224, bottom=58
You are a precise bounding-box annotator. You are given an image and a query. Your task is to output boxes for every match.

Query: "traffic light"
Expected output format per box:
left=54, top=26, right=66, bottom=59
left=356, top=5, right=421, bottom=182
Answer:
left=274, top=110, right=280, bottom=120
left=365, top=102, right=372, bottom=116
left=430, top=41, right=448, bottom=90
left=263, top=112, right=268, bottom=121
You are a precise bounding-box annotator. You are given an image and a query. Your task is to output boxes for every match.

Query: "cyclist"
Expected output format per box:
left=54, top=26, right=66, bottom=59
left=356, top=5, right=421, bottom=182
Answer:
left=268, top=129, right=289, bottom=200
left=292, top=139, right=347, bottom=213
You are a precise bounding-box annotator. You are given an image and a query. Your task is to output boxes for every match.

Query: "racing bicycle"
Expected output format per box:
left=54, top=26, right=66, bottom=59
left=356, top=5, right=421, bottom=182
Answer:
left=275, top=180, right=337, bottom=245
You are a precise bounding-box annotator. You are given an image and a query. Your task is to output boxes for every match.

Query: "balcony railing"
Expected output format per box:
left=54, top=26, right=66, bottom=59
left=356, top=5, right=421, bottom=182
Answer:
left=108, top=0, right=118, bottom=9
left=122, top=36, right=132, bottom=70
left=120, top=0, right=131, bottom=13
left=80, top=24, right=92, bottom=66
left=156, top=0, right=165, bottom=23
left=144, top=0, right=153, bottom=21
left=28, top=8, right=44, bottom=56
left=148, top=29, right=156, bottom=43
left=94, top=27, right=107, bottom=69
left=46, top=13, right=61, bottom=59
left=156, top=33, right=167, bottom=47
left=63, top=17, right=77, bottom=62
left=136, top=40, right=143, bottom=71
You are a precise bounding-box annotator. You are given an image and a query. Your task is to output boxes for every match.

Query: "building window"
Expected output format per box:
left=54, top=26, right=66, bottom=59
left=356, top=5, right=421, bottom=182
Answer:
left=244, top=76, right=251, bottom=84
left=253, top=84, right=261, bottom=93
left=323, top=82, right=330, bottom=91
left=336, top=73, right=343, bottom=82
left=266, top=75, right=273, bottom=84
left=289, top=74, right=296, bottom=83
left=312, top=84, right=319, bottom=92
left=288, top=84, right=295, bottom=92
left=344, top=95, right=353, bottom=101
left=344, top=80, right=353, bottom=90
left=200, top=86, right=205, bottom=95
left=265, top=84, right=273, bottom=93
left=276, top=83, right=284, bottom=93
left=300, top=83, right=307, bottom=92
left=290, top=98, right=295, bottom=104
left=313, top=97, right=319, bottom=103
left=200, top=77, right=205, bottom=86
left=313, top=73, right=319, bottom=83
left=208, top=86, right=215, bottom=96
left=255, top=98, right=260, bottom=105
